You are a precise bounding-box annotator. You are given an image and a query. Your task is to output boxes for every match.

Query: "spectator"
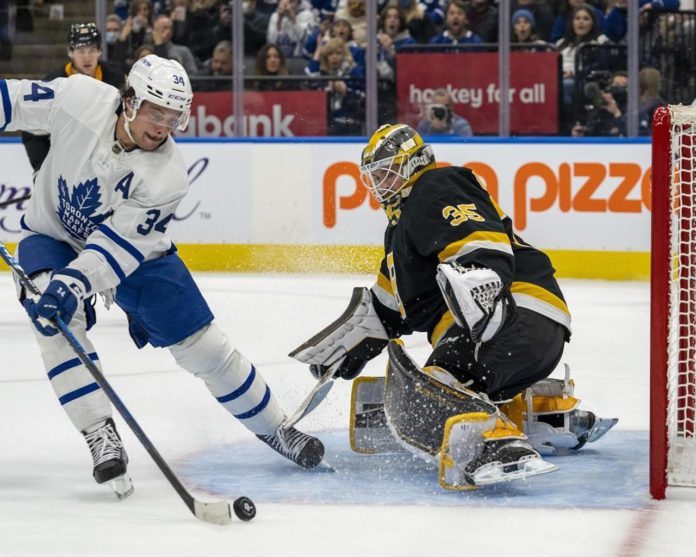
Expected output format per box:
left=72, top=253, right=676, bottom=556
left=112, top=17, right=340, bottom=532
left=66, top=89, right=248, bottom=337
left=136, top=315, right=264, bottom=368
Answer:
left=511, top=8, right=547, bottom=50
left=335, top=0, right=368, bottom=47
left=638, top=66, right=666, bottom=135
left=468, top=0, right=499, bottom=43
left=111, top=0, right=154, bottom=69
left=213, top=0, right=269, bottom=56
left=511, top=0, right=555, bottom=41
left=416, top=87, right=473, bottom=137
left=105, top=14, right=124, bottom=64
left=430, top=0, right=483, bottom=46
left=306, top=37, right=365, bottom=135
left=267, top=0, right=317, bottom=58
left=196, top=40, right=233, bottom=92
left=311, top=0, right=340, bottom=21
left=303, top=18, right=365, bottom=73
left=420, top=0, right=447, bottom=27
left=604, top=0, right=680, bottom=43
left=572, top=70, right=628, bottom=136
left=551, top=0, right=605, bottom=43
left=399, top=0, right=438, bottom=43
left=21, top=23, right=127, bottom=173
left=556, top=5, right=609, bottom=105
left=169, top=0, right=217, bottom=63
left=133, top=43, right=156, bottom=63
left=376, top=5, right=415, bottom=80
left=151, top=14, right=198, bottom=76
left=253, top=43, right=292, bottom=90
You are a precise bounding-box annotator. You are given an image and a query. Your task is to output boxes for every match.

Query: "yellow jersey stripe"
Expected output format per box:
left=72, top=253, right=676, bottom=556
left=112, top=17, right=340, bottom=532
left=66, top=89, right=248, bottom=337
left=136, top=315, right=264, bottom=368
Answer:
left=438, top=231, right=513, bottom=262
left=431, top=310, right=456, bottom=347
left=510, top=281, right=569, bottom=314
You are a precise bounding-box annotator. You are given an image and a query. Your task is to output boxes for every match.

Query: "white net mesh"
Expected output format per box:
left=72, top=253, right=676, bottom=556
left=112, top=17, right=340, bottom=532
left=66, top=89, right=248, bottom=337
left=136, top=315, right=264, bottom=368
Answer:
left=667, top=104, right=696, bottom=487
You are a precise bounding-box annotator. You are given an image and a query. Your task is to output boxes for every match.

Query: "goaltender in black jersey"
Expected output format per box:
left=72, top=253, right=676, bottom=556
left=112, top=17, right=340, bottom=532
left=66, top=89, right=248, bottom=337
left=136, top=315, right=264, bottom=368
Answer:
left=291, top=124, right=616, bottom=489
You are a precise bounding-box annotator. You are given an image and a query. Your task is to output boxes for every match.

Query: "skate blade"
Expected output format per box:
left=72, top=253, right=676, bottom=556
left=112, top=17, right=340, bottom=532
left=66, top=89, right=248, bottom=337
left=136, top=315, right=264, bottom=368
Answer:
left=586, top=417, right=618, bottom=444
left=108, top=473, right=134, bottom=500
left=472, top=456, right=557, bottom=486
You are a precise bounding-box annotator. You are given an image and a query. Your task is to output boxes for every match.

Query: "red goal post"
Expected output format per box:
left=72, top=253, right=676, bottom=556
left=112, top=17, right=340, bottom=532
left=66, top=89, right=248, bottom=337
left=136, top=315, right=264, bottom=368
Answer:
left=651, top=104, right=696, bottom=499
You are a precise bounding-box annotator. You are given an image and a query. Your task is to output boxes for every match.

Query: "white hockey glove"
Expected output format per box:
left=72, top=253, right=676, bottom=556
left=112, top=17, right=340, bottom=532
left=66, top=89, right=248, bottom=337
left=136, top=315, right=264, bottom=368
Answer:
left=435, top=262, right=508, bottom=343
left=290, top=287, right=389, bottom=380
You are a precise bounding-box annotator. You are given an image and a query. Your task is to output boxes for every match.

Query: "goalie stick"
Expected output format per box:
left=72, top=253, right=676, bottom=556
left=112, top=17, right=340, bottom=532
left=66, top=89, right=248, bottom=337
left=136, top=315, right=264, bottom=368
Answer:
left=284, top=357, right=345, bottom=429
left=0, top=241, right=252, bottom=525
left=0, top=194, right=31, bottom=209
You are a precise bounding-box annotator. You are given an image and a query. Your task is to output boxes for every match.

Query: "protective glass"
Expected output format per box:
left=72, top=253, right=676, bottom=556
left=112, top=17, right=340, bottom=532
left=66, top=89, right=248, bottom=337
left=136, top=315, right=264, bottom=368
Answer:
left=359, top=154, right=407, bottom=203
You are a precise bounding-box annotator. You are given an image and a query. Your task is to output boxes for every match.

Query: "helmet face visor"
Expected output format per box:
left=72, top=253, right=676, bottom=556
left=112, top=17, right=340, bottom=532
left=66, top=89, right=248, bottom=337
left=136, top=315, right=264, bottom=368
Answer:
left=360, top=154, right=407, bottom=203
left=133, top=100, right=189, bottom=131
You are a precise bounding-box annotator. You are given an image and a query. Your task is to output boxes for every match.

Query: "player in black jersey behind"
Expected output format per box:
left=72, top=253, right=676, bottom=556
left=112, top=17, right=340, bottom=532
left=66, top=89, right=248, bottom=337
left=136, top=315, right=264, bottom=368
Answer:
left=291, top=124, right=616, bottom=488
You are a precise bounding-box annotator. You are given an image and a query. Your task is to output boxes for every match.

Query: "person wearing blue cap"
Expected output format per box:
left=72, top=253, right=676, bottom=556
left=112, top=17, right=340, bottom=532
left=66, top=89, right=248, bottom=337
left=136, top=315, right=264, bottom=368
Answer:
left=511, top=8, right=547, bottom=50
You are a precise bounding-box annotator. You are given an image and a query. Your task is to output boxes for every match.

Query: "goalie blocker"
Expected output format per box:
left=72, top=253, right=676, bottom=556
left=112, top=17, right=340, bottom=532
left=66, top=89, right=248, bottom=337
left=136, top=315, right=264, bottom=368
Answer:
left=290, top=287, right=389, bottom=379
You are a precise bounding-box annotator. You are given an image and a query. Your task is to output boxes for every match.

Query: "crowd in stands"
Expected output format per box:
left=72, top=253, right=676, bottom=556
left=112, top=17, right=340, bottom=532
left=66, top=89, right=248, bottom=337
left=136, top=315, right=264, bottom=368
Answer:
left=6, top=0, right=694, bottom=136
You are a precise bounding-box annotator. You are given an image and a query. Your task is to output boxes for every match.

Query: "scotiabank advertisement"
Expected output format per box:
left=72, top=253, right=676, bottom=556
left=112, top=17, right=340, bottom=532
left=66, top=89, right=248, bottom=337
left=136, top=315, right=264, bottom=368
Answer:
left=0, top=139, right=650, bottom=253
left=396, top=52, right=559, bottom=135
left=179, top=91, right=327, bottom=137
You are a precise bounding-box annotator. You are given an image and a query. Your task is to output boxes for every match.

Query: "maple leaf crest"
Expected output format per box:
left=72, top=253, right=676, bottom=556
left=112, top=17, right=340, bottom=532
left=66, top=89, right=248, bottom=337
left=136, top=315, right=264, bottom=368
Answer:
left=55, top=175, right=111, bottom=240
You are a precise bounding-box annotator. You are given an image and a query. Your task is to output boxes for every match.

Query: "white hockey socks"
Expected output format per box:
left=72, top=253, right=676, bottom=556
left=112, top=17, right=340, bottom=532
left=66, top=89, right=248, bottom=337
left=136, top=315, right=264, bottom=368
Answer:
left=170, top=323, right=285, bottom=435
left=28, top=272, right=111, bottom=433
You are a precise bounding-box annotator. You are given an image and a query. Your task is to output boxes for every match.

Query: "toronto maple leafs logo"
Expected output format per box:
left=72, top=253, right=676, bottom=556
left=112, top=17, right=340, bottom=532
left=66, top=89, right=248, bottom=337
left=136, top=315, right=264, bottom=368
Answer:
left=56, top=176, right=112, bottom=240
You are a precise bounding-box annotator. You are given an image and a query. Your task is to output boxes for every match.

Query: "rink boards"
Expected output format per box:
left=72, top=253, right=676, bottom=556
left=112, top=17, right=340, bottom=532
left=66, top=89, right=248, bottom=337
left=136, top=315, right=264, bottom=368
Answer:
left=0, top=137, right=652, bottom=279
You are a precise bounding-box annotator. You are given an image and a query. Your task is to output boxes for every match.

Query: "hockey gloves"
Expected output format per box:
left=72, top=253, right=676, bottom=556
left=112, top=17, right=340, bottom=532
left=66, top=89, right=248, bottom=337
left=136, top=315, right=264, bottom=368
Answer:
left=436, top=262, right=509, bottom=343
left=23, top=268, right=90, bottom=336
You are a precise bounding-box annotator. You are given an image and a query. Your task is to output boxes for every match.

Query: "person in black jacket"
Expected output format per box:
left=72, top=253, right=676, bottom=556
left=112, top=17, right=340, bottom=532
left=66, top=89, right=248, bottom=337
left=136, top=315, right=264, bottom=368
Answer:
left=21, top=22, right=127, bottom=174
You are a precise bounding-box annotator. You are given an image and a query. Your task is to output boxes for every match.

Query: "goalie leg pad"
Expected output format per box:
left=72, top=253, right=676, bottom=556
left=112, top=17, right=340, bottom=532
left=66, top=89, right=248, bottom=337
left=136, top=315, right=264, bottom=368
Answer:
left=439, top=413, right=557, bottom=489
left=289, top=287, right=388, bottom=369
left=383, top=340, right=496, bottom=457
left=350, top=376, right=408, bottom=454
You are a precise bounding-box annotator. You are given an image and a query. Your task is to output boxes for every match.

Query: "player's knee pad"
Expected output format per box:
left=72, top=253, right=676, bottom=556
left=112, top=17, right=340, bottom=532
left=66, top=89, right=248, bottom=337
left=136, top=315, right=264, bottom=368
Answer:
left=499, top=365, right=618, bottom=454
left=170, top=323, right=239, bottom=381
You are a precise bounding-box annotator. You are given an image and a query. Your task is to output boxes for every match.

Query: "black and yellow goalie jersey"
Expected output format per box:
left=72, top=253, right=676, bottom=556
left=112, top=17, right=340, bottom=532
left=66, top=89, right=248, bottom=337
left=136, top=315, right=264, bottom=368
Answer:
left=370, top=166, right=571, bottom=345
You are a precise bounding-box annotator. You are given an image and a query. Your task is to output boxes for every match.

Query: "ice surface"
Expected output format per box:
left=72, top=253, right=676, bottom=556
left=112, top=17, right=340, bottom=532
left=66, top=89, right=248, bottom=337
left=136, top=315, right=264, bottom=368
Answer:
left=0, top=274, right=694, bottom=557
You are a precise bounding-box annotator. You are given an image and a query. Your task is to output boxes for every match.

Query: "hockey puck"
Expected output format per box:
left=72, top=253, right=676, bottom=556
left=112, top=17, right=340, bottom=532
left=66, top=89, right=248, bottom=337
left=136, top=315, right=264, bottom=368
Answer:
left=232, top=496, right=256, bottom=521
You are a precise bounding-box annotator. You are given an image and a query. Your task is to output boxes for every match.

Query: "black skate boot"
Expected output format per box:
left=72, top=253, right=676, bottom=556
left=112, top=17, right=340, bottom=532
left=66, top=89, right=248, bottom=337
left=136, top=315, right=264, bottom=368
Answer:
left=257, top=424, right=325, bottom=469
left=82, top=418, right=133, bottom=499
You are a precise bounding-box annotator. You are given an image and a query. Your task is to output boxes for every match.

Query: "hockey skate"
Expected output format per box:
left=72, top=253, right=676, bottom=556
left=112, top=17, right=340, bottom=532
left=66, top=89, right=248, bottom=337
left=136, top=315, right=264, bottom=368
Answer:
left=82, top=418, right=134, bottom=500
left=439, top=413, right=556, bottom=489
left=499, top=365, right=618, bottom=454
left=257, top=423, right=325, bottom=469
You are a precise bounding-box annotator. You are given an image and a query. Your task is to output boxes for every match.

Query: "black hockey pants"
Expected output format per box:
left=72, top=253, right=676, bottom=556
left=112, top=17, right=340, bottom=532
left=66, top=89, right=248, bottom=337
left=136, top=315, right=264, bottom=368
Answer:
left=425, top=308, right=567, bottom=401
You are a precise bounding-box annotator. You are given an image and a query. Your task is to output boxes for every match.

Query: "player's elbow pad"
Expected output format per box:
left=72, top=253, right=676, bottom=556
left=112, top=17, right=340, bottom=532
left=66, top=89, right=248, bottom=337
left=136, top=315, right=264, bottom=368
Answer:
left=435, top=262, right=509, bottom=343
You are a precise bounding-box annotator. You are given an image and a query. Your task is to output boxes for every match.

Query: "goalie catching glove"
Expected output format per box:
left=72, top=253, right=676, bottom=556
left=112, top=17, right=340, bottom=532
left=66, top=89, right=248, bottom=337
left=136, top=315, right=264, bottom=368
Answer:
left=290, top=287, right=389, bottom=380
left=436, top=262, right=511, bottom=343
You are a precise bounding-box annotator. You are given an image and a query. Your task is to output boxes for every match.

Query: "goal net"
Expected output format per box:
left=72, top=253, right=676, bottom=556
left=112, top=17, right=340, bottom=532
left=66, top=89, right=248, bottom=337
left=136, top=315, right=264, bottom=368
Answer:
left=651, top=104, right=696, bottom=499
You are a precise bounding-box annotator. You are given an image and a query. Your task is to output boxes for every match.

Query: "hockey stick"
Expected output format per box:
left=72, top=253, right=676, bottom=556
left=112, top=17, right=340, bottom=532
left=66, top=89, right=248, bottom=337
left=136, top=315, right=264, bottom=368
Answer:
left=0, top=194, right=31, bottom=209
left=284, top=357, right=345, bottom=429
left=0, top=241, right=254, bottom=525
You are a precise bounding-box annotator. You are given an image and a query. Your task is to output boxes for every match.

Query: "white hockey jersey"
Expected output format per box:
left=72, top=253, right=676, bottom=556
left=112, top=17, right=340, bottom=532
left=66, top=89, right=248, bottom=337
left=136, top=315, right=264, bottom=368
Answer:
left=0, top=75, right=189, bottom=296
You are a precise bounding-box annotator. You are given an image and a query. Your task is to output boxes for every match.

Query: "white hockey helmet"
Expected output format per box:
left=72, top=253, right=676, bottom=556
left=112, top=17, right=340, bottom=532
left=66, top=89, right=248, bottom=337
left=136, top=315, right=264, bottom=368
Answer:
left=125, top=54, right=192, bottom=131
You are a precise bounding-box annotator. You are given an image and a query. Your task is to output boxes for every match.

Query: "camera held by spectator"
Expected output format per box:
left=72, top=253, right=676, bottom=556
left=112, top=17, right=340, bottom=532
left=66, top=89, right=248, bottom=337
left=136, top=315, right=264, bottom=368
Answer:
left=416, top=88, right=473, bottom=137
left=574, top=70, right=628, bottom=137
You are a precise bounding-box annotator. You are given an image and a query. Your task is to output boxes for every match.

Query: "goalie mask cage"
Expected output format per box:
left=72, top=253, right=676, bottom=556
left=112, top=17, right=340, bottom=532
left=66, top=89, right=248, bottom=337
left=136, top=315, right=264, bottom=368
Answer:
left=651, top=104, right=696, bottom=499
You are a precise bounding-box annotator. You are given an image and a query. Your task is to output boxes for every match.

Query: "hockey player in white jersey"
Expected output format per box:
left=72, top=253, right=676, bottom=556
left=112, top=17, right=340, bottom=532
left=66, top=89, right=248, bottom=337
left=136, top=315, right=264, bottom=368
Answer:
left=0, top=55, right=324, bottom=498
